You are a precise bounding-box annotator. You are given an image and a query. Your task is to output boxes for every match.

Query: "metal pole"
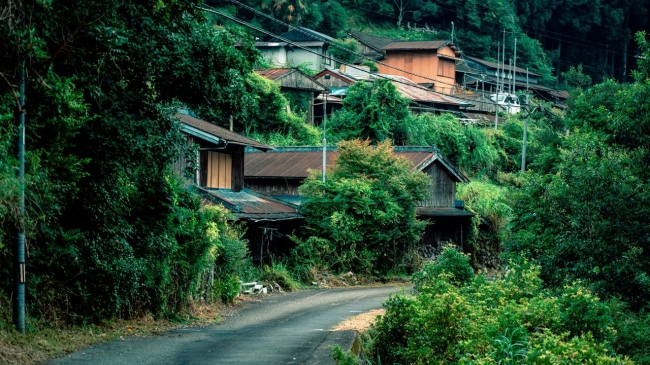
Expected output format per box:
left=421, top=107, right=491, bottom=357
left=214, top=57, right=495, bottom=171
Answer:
left=502, top=30, right=506, bottom=93
left=322, top=93, right=327, bottom=183
left=15, top=50, right=26, bottom=334
left=495, top=42, right=500, bottom=130
left=513, top=37, right=517, bottom=96
left=521, top=107, right=532, bottom=172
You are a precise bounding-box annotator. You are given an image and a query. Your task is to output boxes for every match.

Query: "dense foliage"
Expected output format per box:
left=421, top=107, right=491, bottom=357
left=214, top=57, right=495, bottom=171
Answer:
left=365, top=251, right=633, bottom=364
left=328, top=78, right=411, bottom=145
left=296, top=140, right=430, bottom=275
left=0, top=0, right=279, bottom=322
left=506, top=32, right=650, bottom=310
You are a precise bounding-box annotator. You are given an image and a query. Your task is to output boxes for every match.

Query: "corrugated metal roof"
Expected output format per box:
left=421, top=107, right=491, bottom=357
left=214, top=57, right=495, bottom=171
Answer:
left=348, top=31, right=397, bottom=52
left=382, top=40, right=449, bottom=51
left=244, top=146, right=469, bottom=183
left=175, top=114, right=272, bottom=151
left=197, top=187, right=302, bottom=220
left=381, top=75, right=473, bottom=106
left=255, top=68, right=294, bottom=80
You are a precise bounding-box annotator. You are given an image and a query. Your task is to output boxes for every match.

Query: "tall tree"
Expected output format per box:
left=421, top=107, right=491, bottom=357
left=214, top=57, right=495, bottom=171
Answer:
left=0, top=0, right=260, bottom=320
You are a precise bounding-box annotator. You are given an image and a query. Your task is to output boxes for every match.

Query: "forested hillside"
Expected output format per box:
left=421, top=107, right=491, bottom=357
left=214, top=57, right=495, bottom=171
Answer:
left=210, top=0, right=649, bottom=85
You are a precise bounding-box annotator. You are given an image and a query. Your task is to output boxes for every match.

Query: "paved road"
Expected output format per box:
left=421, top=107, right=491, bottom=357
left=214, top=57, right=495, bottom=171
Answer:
left=48, top=286, right=407, bottom=365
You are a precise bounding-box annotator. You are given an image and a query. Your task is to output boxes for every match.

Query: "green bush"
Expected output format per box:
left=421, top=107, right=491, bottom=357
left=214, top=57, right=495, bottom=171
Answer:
left=215, top=275, right=241, bottom=305
left=299, top=140, right=430, bottom=275
left=259, top=262, right=299, bottom=292
left=366, top=260, right=629, bottom=364
left=412, top=247, right=474, bottom=291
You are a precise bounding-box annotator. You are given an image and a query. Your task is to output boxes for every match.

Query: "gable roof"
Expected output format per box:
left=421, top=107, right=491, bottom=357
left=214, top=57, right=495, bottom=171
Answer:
left=175, top=114, right=272, bottom=151
left=255, top=68, right=326, bottom=92
left=197, top=187, right=302, bottom=221
left=312, top=68, right=357, bottom=85
left=348, top=31, right=397, bottom=52
left=245, top=146, right=469, bottom=183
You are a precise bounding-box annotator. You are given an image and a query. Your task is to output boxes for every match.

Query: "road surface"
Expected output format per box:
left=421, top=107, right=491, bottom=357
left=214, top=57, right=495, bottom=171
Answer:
left=47, top=286, right=407, bottom=365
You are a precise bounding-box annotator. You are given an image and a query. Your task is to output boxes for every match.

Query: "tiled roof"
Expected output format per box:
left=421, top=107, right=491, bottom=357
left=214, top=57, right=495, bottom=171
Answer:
left=245, top=146, right=469, bottom=183
left=175, top=114, right=272, bottom=151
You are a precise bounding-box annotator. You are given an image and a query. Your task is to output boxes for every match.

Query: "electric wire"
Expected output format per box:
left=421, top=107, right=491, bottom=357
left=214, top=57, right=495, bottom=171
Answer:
left=197, top=6, right=474, bottom=111
left=220, top=0, right=463, bottom=90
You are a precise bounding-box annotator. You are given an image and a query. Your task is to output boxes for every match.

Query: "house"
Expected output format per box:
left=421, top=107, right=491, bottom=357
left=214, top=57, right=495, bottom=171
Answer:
left=311, top=68, right=474, bottom=118
left=255, top=27, right=333, bottom=71
left=255, top=68, right=327, bottom=124
left=173, top=113, right=303, bottom=262
left=244, top=146, right=474, bottom=255
left=378, top=40, right=461, bottom=94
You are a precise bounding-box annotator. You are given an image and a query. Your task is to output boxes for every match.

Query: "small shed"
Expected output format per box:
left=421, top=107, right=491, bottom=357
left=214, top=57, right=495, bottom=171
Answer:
left=173, top=113, right=303, bottom=263
left=255, top=68, right=327, bottom=124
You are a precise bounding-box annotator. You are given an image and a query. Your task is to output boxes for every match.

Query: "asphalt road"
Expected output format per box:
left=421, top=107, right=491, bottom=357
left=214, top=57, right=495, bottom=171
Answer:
left=47, top=286, right=407, bottom=365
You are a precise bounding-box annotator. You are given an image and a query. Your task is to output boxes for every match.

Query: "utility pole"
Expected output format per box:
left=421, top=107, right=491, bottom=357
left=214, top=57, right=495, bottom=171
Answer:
left=495, top=42, right=500, bottom=130
left=513, top=37, right=517, bottom=96
left=502, top=29, right=506, bottom=93
left=322, top=93, right=327, bottom=183
left=15, top=46, right=26, bottom=335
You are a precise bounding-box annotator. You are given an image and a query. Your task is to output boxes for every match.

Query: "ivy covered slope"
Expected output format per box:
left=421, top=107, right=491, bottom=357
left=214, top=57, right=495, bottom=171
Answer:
left=0, top=0, right=261, bottom=321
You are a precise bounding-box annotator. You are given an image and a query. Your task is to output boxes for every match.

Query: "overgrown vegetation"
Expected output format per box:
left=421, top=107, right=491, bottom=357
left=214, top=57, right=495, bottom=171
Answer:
left=296, top=140, right=430, bottom=276
left=360, top=249, right=634, bottom=364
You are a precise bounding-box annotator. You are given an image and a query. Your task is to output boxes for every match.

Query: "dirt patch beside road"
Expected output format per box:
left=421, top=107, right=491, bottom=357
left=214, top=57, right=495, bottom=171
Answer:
left=332, top=309, right=385, bottom=332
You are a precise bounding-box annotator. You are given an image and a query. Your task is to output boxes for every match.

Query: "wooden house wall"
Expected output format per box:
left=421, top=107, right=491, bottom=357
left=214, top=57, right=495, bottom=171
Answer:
left=205, top=152, right=232, bottom=189
left=418, top=161, right=456, bottom=207
left=245, top=178, right=302, bottom=196
left=171, top=135, right=196, bottom=186
left=378, top=46, right=457, bottom=93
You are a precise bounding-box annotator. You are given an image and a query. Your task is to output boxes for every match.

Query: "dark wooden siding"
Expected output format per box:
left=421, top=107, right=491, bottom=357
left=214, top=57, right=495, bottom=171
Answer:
left=245, top=178, right=302, bottom=196
left=171, top=136, right=195, bottom=186
left=231, top=145, right=245, bottom=192
left=418, top=161, right=456, bottom=207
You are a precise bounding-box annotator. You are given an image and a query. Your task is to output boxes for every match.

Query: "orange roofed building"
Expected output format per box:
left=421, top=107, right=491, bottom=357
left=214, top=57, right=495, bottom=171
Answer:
left=377, top=40, right=461, bottom=94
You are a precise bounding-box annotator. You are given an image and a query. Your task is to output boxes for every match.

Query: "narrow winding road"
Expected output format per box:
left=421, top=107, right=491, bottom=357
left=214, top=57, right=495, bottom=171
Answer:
left=47, top=286, right=407, bottom=365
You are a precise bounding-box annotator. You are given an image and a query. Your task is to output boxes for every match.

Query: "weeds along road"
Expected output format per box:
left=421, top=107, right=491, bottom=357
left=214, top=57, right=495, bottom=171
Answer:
left=47, top=286, right=408, bottom=365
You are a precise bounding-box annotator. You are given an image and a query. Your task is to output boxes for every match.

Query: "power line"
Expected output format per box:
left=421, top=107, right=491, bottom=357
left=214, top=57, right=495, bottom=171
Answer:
left=197, top=5, right=471, bottom=108
left=220, top=0, right=462, bottom=90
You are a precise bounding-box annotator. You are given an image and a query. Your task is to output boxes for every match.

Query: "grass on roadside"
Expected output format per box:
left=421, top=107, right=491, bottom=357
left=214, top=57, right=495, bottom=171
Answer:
left=0, top=293, right=225, bottom=365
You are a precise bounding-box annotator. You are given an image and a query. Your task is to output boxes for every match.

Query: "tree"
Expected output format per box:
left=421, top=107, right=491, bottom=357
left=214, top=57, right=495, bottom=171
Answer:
left=0, top=0, right=261, bottom=321
left=506, top=32, right=650, bottom=309
left=328, top=78, right=411, bottom=145
left=298, top=140, right=430, bottom=274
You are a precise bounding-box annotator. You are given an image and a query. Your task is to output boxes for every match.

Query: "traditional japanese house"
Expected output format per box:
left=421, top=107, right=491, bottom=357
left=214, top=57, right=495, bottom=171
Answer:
left=173, top=113, right=303, bottom=262
left=244, top=146, right=474, bottom=256
left=255, top=27, right=333, bottom=71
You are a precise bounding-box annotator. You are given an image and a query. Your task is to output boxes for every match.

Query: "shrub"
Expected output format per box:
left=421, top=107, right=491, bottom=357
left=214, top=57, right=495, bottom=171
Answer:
left=412, top=247, right=474, bottom=291
left=366, top=260, right=629, bottom=364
